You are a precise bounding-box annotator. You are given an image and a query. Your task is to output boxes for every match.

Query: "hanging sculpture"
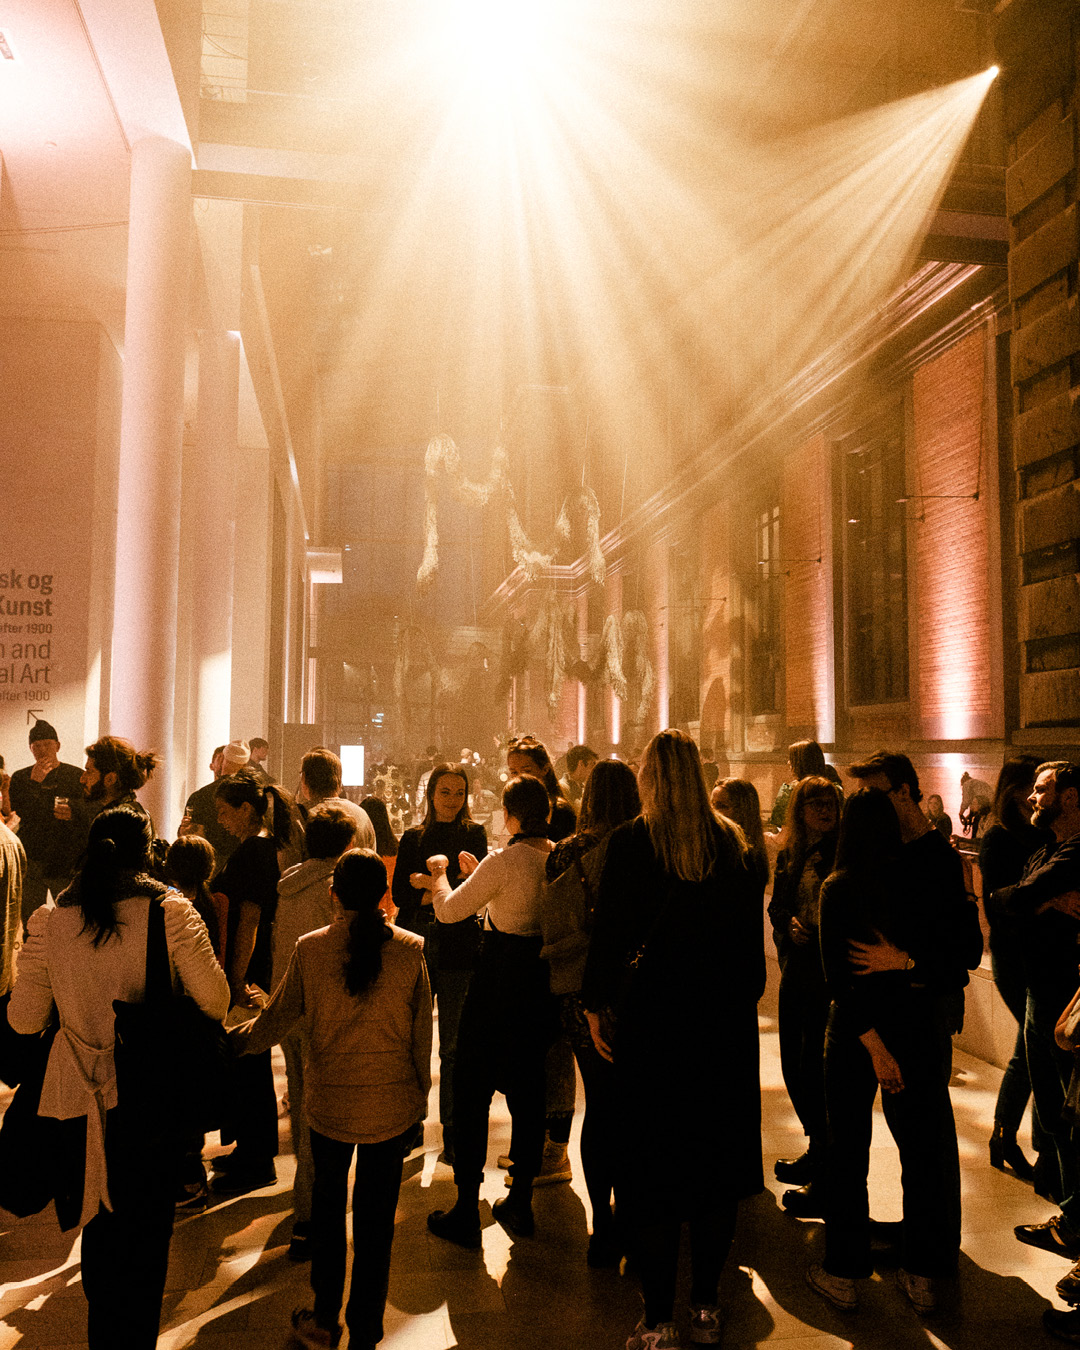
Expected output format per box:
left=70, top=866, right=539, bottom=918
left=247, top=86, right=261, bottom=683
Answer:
left=416, top=434, right=606, bottom=593
left=499, top=600, right=655, bottom=723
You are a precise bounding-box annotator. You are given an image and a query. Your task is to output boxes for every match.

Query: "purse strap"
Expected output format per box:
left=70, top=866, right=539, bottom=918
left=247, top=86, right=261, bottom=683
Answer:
left=142, top=899, right=173, bottom=1007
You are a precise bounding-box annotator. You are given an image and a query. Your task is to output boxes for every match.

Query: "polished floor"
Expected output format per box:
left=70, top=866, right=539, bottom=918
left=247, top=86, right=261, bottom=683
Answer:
left=0, top=985, right=1073, bottom=1349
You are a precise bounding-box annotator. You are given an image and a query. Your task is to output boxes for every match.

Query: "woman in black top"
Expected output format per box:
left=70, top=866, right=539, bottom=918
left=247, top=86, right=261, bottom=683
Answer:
left=393, top=763, right=487, bottom=1164
left=767, top=775, right=840, bottom=1208
left=211, top=768, right=297, bottom=1195
left=980, top=757, right=1049, bottom=1183
left=810, top=789, right=961, bottom=1315
left=582, top=731, right=763, bottom=1350
left=507, top=735, right=576, bottom=842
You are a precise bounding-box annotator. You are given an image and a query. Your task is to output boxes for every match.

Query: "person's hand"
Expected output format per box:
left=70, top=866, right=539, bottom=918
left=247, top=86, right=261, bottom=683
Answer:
left=868, top=1044, right=905, bottom=1094
left=849, top=932, right=911, bottom=974
left=427, top=854, right=449, bottom=878
left=410, top=872, right=433, bottom=891
left=230, top=983, right=261, bottom=1010
left=585, top=1009, right=614, bottom=1063
left=1051, top=892, right=1080, bottom=921
left=177, top=813, right=194, bottom=836
left=53, top=801, right=73, bottom=823
left=790, top=916, right=811, bottom=946
left=0, top=771, right=9, bottom=793
left=458, top=851, right=479, bottom=877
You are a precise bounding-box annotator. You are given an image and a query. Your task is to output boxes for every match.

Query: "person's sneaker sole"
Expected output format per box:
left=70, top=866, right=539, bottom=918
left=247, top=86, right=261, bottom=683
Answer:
left=1014, top=1218, right=1080, bottom=1259
left=805, top=1263, right=857, bottom=1311
left=897, top=1269, right=936, bottom=1315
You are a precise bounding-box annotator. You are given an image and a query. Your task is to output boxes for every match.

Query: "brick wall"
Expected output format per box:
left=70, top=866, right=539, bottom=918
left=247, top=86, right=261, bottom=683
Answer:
left=998, top=0, right=1080, bottom=728
left=912, top=329, right=995, bottom=739
left=782, top=434, right=832, bottom=736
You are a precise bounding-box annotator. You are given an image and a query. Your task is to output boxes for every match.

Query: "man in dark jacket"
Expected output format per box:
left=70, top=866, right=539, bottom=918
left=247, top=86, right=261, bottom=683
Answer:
left=8, top=720, right=85, bottom=922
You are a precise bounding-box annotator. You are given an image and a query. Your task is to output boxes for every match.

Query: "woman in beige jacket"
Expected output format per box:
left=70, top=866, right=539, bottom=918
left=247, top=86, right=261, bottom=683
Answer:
left=8, top=805, right=228, bottom=1350
left=230, top=847, right=432, bottom=1350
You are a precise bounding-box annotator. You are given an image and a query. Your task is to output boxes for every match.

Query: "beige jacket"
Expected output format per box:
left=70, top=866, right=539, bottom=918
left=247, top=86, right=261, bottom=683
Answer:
left=230, top=918, right=432, bottom=1145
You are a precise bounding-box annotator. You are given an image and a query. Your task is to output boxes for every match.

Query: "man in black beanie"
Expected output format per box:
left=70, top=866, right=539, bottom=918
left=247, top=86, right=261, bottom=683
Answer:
left=8, top=719, right=86, bottom=922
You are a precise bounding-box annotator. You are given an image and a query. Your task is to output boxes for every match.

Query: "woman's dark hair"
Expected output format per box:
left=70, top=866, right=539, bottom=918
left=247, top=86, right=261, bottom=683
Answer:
left=332, top=849, right=391, bottom=998
left=789, top=739, right=827, bottom=781
left=85, top=736, right=160, bottom=793
left=833, top=788, right=903, bottom=875
left=306, top=804, right=361, bottom=861
left=360, top=796, right=399, bottom=856
left=420, top=763, right=473, bottom=834
left=577, top=759, right=640, bottom=836
left=502, top=774, right=551, bottom=837
left=166, top=835, right=217, bottom=943
left=78, top=805, right=153, bottom=946
left=991, top=756, right=1041, bottom=833
left=507, top=736, right=564, bottom=807
left=215, top=768, right=295, bottom=850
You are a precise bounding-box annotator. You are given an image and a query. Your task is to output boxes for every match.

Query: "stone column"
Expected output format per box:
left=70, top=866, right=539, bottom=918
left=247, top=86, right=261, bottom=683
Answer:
left=110, top=135, right=191, bottom=833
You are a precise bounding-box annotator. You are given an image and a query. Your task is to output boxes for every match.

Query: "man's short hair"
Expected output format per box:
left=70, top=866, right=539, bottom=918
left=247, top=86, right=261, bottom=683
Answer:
left=567, top=744, right=598, bottom=775
left=1038, top=761, right=1080, bottom=798
left=250, top=737, right=269, bottom=753
left=302, top=747, right=342, bottom=798
left=305, top=804, right=359, bottom=860
left=848, top=750, right=922, bottom=805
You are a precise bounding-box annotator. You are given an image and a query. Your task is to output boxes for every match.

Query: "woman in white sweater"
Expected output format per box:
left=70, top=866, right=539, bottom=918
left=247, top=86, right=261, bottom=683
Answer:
left=8, top=805, right=228, bottom=1349
left=426, top=773, right=556, bottom=1247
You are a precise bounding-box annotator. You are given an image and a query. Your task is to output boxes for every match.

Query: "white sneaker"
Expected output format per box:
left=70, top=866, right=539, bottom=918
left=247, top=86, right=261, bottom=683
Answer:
left=688, top=1303, right=722, bottom=1344
left=806, top=1263, right=858, bottom=1311
left=897, top=1268, right=937, bottom=1314
left=626, top=1319, right=681, bottom=1350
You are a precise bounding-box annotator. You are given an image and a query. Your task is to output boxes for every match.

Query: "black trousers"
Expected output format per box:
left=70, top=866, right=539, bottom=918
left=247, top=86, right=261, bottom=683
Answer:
left=777, top=951, right=829, bottom=1167
left=225, top=1046, right=279, bottom=1164
left=636, top=1197, right=738, bottom=1326
left=58, top=1110, right=179, bottom=1349
left=823, top=998, right=960, bottom=1280
left=451, top=929, right=556, bottom=1194
left=309, top=1125, right=411, bottom=1345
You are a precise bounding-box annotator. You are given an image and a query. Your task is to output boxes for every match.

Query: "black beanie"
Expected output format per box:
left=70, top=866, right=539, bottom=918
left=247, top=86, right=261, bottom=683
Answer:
left=28, top=720, right=59, bottom=745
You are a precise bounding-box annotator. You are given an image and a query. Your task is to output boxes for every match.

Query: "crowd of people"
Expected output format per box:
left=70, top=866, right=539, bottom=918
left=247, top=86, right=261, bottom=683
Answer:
left=0, top=716, right=1079, bottom=1349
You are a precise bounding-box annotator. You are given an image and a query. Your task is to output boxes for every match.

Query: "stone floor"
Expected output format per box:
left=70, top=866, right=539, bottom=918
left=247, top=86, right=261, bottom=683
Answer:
left=0, top=995, right=1073, bottom=1349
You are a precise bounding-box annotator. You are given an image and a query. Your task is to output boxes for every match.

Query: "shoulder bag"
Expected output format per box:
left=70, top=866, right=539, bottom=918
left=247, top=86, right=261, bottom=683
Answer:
left=112, top=898, right=231, bottom=1142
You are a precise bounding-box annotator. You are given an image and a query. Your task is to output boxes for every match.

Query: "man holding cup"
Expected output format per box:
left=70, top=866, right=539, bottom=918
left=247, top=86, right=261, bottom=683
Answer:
left=8, top=719, right=86, bottom=923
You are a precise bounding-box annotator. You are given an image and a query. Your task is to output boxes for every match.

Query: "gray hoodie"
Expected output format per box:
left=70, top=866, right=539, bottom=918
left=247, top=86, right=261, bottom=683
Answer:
left=272, top=856, right=337, bottom=992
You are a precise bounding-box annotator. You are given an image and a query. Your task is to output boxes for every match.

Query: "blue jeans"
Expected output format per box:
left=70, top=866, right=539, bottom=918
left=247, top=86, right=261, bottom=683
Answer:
left=429, top=965, right=471, bottom=1138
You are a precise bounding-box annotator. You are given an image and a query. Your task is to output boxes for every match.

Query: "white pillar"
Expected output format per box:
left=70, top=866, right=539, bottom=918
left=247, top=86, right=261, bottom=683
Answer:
left=110, top=135, right=191, bottom=833
left=189, top=329, right=238, bottom=784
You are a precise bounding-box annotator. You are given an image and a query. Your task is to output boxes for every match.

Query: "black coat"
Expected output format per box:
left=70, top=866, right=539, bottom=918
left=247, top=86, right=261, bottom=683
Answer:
left=581, top=816, right=765, bottom=1216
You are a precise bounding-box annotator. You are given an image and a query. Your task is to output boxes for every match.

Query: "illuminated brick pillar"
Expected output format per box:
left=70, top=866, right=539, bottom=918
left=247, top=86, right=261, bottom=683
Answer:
left=110, top=136, right=191, bottom=833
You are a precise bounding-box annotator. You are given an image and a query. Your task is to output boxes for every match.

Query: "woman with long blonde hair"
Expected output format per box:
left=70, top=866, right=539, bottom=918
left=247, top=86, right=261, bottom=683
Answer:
left=582, top=730, right=765, bottom=1350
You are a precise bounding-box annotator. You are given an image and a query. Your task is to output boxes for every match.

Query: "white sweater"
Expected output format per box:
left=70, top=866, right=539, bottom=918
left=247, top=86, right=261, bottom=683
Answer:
left=430, top=838, right=551, bottom=937
left=9, top=893, right=228, bottom=1225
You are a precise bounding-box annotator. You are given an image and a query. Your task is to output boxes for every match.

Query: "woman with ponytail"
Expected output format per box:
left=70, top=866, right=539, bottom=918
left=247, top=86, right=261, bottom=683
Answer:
left=425, top=773, right=557, bottom=1247
left=211, top=767, right=299, bottom=1195
left=229, top=848, right=432, bottom=1350
left=8, top=806, right=227, bottom=1348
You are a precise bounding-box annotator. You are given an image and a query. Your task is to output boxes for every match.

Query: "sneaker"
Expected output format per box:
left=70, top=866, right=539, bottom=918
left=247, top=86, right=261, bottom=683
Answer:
left=1046, top=1309, right=1080, bottom=1344
left=289, top=1308, right=342, bottom=1349
left=806, top=1263, right=858, bottom=1311
left=1058, top=1260, right=1080, bottom=1305
left=688, top=1304, right=722, bottom=1344
left=533, top=1139, right=572, bottom=1186
left=626, top=1319, right=681, bottom=1350
left=505, top=1140, right=573, bottom=1187
left=897, top=1268, right=937, bottom=1315
left=1015, top=1215, right=1080, bottom=1258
